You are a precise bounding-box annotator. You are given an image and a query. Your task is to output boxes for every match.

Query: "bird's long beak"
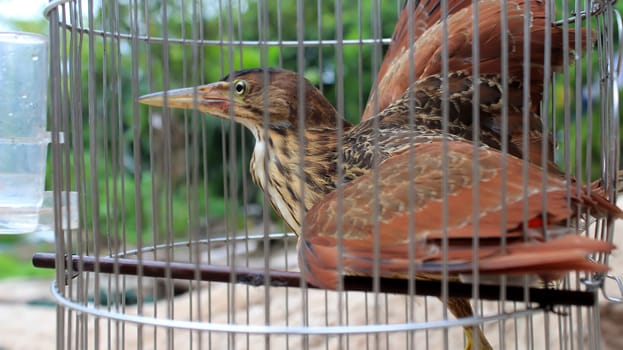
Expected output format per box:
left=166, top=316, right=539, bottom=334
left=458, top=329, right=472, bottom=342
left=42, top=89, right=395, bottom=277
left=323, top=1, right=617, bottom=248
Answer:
left=139, top=81, right=232, bottom=113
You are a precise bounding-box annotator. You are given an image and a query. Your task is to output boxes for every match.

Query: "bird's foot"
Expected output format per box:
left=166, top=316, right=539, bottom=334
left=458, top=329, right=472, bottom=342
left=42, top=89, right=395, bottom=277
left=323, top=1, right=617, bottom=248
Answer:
left=463, top=326, right=494, bottom=350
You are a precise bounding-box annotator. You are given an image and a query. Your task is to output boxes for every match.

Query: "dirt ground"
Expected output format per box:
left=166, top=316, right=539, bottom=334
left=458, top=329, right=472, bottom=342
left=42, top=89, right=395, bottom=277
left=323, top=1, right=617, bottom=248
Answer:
left=1, top=219, right=622, bottom=350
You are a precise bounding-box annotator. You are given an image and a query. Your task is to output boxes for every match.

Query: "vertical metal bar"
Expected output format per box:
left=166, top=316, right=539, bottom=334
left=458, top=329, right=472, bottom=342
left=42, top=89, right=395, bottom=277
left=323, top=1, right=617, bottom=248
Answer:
left=224, top=2, right=238, bottom=348
left=522, top=0, right=534, bottom=234
left=317, top=0, right=324, bottom=93
left=276, top=0, right=290, bottom=333
left=234, top=2, right=252, bottom=349
left=84, top=0, right=102, bottom=347
left=586, top=1, right=598, bottom=186
left=200, top=49, right=214, bottom=349
left=575, top=0, right=588, bottom=191
left=178, top=4, right=194, bottom=346
left=193, top=0, right=206, bottom=348
left=367, top=0, right=383, bottom=118
left=117, top=0, right=128, bottom=345
left=99, top=1, right=114, bottom=346
left=67, top=1, right=79, bottom=346
left=71, top=0, right=84, bottom=247
left=162, top=0, right=175, bottom=345
left=404, top=1, right=417, bottom=348
left=558, top=304, right=568, bottom=350
left=214, top=3, right=226, bottom=347
left=542, top=311, right=550, bottom=350
left=357, top=0, right=364, bottom=120
left=276, top=0, right=284, bottom=66
left=527, top=309, right=535, bottom=350
left=440, top=0, right=450, bottom=348
left=355, top=6, right=365, bottom=350
left=470, top=0, right=482, bottom=348
left=294, top=1, right=309, bottom=349
left=222, top=2, right=240, bottom=348
left=561, top=0, right=572, bottom=187
left=572, top=0, right=582, bottom=197
left=599, top=0, right=618, bottom=250
left=499, top=8, right=509, bottom=320
left=370, top=1, right=382, bottom=348
left=333, top=1, right=346, bottom=349
left=541, top=0, right=553, bottom=224
left=143, top=0, right=159, bottom=345
left=47, top=1, right=67, bottom=349
left=127, top=0, right=144, bottom=348
left=512, top=302, right=519, bottom=350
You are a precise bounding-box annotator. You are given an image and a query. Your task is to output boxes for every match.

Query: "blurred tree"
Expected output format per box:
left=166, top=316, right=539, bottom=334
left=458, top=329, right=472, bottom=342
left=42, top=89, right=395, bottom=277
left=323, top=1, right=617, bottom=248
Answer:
left=4, top=0, right=620, bottom=245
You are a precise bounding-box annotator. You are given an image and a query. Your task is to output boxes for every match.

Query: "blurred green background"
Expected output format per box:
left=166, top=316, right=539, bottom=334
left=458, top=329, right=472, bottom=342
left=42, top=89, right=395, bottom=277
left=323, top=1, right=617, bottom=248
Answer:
left=0, top=0, right=621, bottom=279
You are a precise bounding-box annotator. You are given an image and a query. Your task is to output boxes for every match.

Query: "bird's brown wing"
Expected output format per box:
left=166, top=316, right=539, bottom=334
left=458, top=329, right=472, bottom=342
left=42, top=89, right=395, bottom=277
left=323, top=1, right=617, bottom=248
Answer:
left=362, top=0, right=586, bottom=121
left=375, top=72, right=560, bottom=171
left=411, top=73, right=557, bottom=166
left=299, top=140, right=618, bottom=290
left=372, top=0, right=473, bottom=103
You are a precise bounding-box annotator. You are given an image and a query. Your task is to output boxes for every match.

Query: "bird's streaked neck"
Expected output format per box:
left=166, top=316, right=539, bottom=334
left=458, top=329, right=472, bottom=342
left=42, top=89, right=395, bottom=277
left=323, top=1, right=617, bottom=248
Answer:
left=250, top=126, right=299, bottom=233
left=249, top=125, right=342, bottom=234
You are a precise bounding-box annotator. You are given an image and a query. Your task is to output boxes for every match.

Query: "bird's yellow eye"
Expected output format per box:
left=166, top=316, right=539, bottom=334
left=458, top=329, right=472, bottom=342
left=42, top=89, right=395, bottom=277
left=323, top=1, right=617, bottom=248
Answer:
left=233, top=80, right=247, bottom=95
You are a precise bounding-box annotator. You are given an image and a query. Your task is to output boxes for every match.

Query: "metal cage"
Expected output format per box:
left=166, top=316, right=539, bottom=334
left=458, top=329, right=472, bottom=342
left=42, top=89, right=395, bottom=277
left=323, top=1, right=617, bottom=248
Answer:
left=37, top=0, right=623, bottom=349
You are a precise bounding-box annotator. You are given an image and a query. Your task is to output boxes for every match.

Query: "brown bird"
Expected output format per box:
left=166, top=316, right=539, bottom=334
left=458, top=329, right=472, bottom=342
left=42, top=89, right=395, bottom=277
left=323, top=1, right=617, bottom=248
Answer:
left=140, top=68, right=620, bottom=350
left=362, top=0, right=589, bottom=170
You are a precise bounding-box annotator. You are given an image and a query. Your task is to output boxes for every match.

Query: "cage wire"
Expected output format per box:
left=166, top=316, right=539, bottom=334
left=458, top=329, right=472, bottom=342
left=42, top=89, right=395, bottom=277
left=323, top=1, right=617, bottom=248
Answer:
left=35, top=0, right=623, bottom=349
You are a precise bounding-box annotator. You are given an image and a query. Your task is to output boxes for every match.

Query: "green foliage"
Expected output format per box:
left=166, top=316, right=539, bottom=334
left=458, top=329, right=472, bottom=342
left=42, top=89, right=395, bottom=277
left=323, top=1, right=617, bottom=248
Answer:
left=0, top=253, right=52, bottom=278
left=52, top=1, right=404, bottom=244
left=0, top=250, right=55, bottom=279
left=549, top=0, right=623, bottom=179
left=5, top=1, right=620, bottom=254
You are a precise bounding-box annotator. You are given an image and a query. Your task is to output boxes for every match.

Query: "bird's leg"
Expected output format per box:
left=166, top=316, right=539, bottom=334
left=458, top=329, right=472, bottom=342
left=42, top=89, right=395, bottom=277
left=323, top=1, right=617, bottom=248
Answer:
left=445, top=297, right=493, bottom=350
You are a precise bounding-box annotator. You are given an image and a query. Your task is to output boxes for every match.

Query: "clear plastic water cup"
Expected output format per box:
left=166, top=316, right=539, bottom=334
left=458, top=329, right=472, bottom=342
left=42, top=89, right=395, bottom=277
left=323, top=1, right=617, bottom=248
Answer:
left=0, top=32, right=49, bottom=233
left=0, top=32, right=48, bottom=138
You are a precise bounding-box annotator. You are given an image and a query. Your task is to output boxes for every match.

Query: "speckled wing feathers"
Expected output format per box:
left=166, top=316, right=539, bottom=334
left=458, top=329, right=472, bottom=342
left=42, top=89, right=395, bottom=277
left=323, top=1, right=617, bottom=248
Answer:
left=405, top=73, right=555, bottom=166
left=363, top=0, right=585, bottom=120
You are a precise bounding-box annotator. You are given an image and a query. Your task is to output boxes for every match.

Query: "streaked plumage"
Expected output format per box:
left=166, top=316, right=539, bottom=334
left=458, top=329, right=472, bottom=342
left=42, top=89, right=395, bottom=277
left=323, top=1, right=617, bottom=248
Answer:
left=364, top=0, right=587, bottom=121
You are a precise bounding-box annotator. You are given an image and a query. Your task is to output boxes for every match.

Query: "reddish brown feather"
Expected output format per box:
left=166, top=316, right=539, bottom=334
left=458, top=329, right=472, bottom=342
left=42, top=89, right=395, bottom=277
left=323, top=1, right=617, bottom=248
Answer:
left=363, top=0, right=587, bottom=120
left=373, top=0, right=473, bottom=90
left=299, top=141, right=619, bottom=289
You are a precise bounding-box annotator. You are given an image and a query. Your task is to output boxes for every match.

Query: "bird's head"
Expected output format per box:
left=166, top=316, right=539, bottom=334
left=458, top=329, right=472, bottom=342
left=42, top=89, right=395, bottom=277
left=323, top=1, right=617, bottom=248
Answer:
left=139, top=68, right=342, bottom=137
